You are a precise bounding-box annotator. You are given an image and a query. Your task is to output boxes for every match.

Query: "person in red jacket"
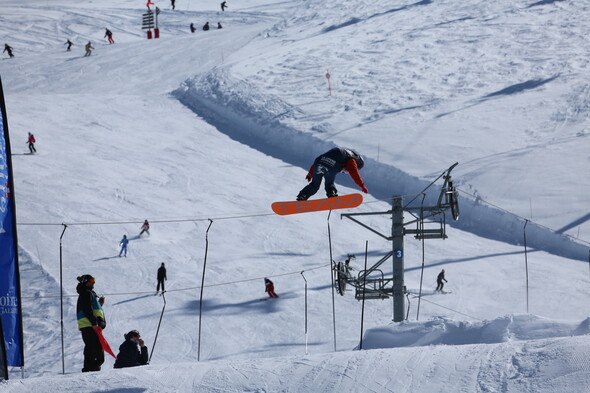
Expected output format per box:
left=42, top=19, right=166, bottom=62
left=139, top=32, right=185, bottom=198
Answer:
left=297, top=147, right=368, bottom=201
left=27, top=132, right=37, bottom=154
left=264, top=278, right=278, bottom=298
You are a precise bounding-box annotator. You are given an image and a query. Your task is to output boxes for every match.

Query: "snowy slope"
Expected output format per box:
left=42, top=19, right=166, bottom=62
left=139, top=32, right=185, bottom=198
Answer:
left=0, top=0, right=589, bottom=391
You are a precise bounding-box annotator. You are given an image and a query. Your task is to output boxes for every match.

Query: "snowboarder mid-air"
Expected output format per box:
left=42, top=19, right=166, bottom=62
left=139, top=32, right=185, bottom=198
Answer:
left=221, top=1, right=228, bottom=11
left=297, top=147, right=368, bottom=201
left=436, top=269, right=448, bottom=292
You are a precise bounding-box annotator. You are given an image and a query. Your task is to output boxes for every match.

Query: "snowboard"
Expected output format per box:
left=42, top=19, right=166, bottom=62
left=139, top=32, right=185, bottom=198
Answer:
left=271, top=193, right=363, bottom=216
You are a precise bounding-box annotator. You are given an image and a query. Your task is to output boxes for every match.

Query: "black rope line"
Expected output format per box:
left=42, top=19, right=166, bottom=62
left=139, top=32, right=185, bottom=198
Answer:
left=20, top=262, right=332, bottom=300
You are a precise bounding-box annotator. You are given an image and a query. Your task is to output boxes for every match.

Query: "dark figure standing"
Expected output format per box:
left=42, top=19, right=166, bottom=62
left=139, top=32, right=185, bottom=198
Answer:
left=113, top=330, right=149, bottom=368
left=203, top=22, right=210, bottom=31
left=264, top=278, right=279, bottom=298
left=139, top=219, right=150, bottom=236
left=105, top=28, right=115, bottom=44
left=3, top=44, right=14, bottom=58
left=190, top=23, right=196, bottom=33
left=171, top=0, right=175, bottom=9
left=221, top=1, right=228, bottom=11
left=27, top=132, right=36, bottom=154
left=65, top=39, right=73, bottom=52
left=297, top=147, right=368, bottom=201
left=217, top=22, right=223, bottom=29
left=156, top=263, right=167, bottom=294
left=76, top=274, right=106, bottom=372
left=436, top=269, right=448, bottom=292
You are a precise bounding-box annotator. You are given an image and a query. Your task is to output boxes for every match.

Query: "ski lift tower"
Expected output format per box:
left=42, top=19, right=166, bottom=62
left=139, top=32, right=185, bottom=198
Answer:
left=338, top=163, right=460, bottom=322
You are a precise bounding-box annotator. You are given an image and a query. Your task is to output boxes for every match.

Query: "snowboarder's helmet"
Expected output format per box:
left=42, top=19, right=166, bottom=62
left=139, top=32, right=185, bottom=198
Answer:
left=351, top=151, right=364, bottom=170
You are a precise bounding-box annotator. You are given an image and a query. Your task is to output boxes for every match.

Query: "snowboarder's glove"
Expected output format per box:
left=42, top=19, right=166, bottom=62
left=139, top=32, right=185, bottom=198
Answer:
left=306, top=173, right=312, bottom=182
left=361, top=185, right=368, bottom=193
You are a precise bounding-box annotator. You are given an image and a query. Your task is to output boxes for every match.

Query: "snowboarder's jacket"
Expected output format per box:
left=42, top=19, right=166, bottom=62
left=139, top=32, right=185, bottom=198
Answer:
left=27, top=134, right=36, bottom=144
left=76, top=282, right=106, bottom=330
left=306, top=147, right=366, bottom=189
left=113, top=338, right=148, bottom=368
left=157, top=265, right=167, bottom=281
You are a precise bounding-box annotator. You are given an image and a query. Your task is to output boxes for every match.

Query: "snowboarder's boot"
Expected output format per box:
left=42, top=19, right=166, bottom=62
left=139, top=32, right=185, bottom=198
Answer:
left=296, top=193, right=308, bottom=201
left=326, top=190, right=338, bottom=198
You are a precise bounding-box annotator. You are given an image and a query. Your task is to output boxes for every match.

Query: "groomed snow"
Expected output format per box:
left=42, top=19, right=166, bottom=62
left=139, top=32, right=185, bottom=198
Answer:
left=1, top=0, right=589, bottom=391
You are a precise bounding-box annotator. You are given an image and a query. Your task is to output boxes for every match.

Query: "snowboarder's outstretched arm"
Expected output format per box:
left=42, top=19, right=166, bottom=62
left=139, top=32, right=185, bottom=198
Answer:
left=343, top=159, right=368, bottom=193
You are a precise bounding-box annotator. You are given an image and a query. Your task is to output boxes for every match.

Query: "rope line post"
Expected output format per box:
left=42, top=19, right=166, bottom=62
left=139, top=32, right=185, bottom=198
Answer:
left=59, top=224, right=67, bottom=374
left=149, top=292, right=166, bottom=363
left=524, top=220, right=529, bottom=314
left=359, top=241, right=368, bottom=350
left=197, top=219, right=213, bottom=362
left=300, top=271, right=308, bottom=355
left=416, top=194, right=426, bottom=321
left=327, top=211, right=337, bottom=352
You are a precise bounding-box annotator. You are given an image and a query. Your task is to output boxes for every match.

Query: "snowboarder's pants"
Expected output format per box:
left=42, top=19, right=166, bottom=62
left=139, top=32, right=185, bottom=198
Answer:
left=28, top=143, right=36, bottom=153
left=157, top=279, right=165, bottom=292
left=81, top=327, right=104, bottom=372
left=119, top=245, right=127, bottom=256
left=266, top=285, right=278, bottom=298
left=436, top=280, right=444, bottom=291
left=298, top=164, right=338, bottom=199
left=85, top=50, right=92, bottom=56
left=140, top=229, right=150, bottom=236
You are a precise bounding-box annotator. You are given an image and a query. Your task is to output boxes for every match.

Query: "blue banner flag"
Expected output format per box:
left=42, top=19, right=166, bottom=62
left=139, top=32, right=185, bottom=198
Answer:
left=0, top=76, right=24, bottom=368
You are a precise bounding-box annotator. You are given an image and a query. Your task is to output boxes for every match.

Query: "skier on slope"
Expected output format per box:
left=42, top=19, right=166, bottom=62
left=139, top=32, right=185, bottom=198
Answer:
left=76, top=274, right=106, bottom=372
left=264, top=278, right=279, bottom=298
left=65, top=39, right=74, bottom=52
left=27, top=132, right=37, bottom=154
left=190, top=23, right=196, bottom=33
left=119, top=234, right=129, bottom=257
left=3, top=43, right=14, bottom=58
left=436, top=269, right=448, bottom=292
left=297, top=147, right=368, bottom=201
left=84, top=41, right=94, bottom=57
left=113, top=330, right=149, bottom=368
left=139, top=219, right=150, bottom=236
left=105, top=28, right=115, bottom=44
left=156, top=262, right=167, bottom=294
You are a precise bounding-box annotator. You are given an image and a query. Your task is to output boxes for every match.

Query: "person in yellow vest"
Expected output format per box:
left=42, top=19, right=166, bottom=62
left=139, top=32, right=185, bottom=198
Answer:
left=76, top=274, right=106, bottom=372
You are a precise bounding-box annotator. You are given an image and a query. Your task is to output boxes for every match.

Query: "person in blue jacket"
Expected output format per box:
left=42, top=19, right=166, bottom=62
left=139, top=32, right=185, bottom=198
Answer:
left=297, top=147, right=368, bottom=201
left=113, top=330, right=149, bottom=368
left=119, top=235, right=129, bottom=257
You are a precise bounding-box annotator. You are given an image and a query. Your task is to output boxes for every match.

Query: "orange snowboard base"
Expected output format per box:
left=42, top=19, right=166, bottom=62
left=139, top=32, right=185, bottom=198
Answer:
left=271, top=193, right=363, bottom=216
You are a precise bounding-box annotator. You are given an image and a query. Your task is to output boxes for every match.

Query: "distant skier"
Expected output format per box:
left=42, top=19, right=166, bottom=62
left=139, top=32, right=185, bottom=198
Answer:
left=139, top=220, right=150, bottom=236
left=203, top=22, right=210, bottom=31
left=297, top=147, right=368, bottom=201
left=436, top=269, right=448, bottom=292
left=3, top=43, right=14, bottom=58
left=113, top=330, right=148, bottom=369
left=156, top=263, right=167, bottom=294
left=27, top=132, right=36, bottom=154
left=76, top=274, right=106, bottom=372
left=170, top=0, right=175, bottom=10
left=105, top=28, right=115, bottom=44
left=220, top=1, right=228, bottom=11
left=264, top=278, right=278, bottom=298
left=217, top=22, right=223, bottom=29
left=84, top=41, right=94, bottom=57
left=119, top=235, right=129, bottom=257
left=190, top=23, right=196, bottom=33
left=65, top=39, right=74, bottom=52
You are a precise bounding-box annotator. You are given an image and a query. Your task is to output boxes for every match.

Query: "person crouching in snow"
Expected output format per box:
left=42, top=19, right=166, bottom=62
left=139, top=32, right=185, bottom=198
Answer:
left=264, top=278, right=278, bottom=298
left=113, top=330, right=148, bottom=368
left=297, top=147, right=368, bottom=201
